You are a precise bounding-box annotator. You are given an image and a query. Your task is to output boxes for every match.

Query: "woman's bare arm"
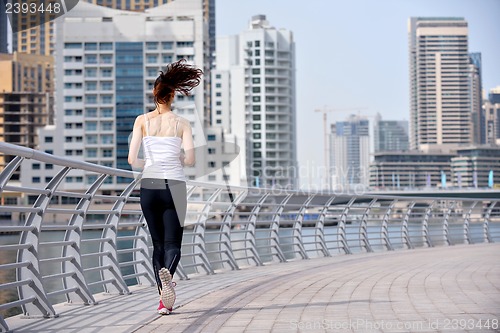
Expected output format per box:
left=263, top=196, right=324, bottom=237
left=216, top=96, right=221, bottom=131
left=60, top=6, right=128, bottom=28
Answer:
left=128, top=115, right=145, bottom=169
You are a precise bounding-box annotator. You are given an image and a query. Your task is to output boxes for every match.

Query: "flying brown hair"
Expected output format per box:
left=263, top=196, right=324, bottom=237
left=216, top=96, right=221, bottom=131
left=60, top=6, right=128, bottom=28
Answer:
left=153, top=59, right=204, bottom=106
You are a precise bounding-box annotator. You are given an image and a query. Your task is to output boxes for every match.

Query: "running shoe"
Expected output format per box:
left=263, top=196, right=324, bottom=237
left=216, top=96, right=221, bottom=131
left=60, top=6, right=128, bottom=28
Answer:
left=159, top=267, right=176, bottom=310
left=157, top=300, right=170, bottom=315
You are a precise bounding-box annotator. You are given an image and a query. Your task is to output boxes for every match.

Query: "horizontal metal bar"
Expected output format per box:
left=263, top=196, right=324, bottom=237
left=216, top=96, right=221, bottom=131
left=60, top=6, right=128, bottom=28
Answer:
left=84, top=265, right=112, bottom=274
left=2, top=185, right=51, bottom=195
left=39, top=256, right=74, bottom=264
left=116, top=248, right=142, bottom=254
left=0, top=206, right=42, bottom=213
left=47, top=287, right=78, bottom=298
left=43, top=271, right=75, bottom=280
left=123, top=272, right=148, bottom=280
left=45, top=208, right=84, bottom=214
left=39, top=240, right=76, bottom=247
left=118, top=260, right=145, bottom=267
left=81, top=252, right=110, bottom=259
left=0, top=225, right=35, bottom=232
left=88, top=278, right=117, bottom=287
left=0, top=296, right=36, bottom=311
left=0, top=279, right=32, bottom=291
left=0, top=261, right=31, bottom=270
left=0, top=243, right=32, bottom=251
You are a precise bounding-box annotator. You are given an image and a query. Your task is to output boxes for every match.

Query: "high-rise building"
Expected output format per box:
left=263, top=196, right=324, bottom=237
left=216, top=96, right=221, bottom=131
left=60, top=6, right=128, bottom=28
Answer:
left=11, top=0, right=215, bottom=58
left=10, top=0, right=215, bottom=127
left=212, top=15, right=298, bottom=188
left=369, top=151, right=454, bottom=189
left=373, top=114, right=409, bottom=152
left=0, top=52, right=54, bottom=177
left=21, top=0, right=207, bottom=193
left=0, top=1, right=8, bottom=53
left=483, top=87, right=500, bottom=145
left=329, top=115, right=370, bottom=189
left=451, top=146, right=500, bottom=188
left=408, top=17, right=471, bottom=152
left=469, top=52, right=483, bottom=145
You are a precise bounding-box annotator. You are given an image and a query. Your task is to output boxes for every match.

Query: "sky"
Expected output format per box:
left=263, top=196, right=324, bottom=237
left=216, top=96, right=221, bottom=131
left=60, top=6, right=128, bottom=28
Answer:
left=216, top=0, right=500, bottom=190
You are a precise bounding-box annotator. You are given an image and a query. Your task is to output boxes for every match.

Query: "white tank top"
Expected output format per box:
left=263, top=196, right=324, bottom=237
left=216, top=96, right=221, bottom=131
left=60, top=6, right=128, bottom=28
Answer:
left=141, top=116, right=185, bottom=181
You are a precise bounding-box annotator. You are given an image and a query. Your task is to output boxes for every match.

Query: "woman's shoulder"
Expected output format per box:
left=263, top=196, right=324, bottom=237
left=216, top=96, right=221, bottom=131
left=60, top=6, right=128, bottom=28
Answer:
left=174, top=115, right=192, bottom=127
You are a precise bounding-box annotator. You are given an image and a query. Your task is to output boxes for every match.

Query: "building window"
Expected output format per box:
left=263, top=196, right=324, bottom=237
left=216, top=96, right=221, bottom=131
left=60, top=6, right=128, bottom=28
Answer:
left=84, top=42, right=97, bottom=51
left=101, top=122, right=113, bottom=131
left=101, top=82, right=113, bottom=90
left=65, top=42, right=82, bottom=49
left=208, top=175, right=216, bottom=181
left=101, top=108, right=113, bottom=117
left=208, top=161, right=216, bottom=168
left=85, top=108, right=97, bottom=117
left=32, top=163, right=40, bottom=170
left=46, top=164, right=53, bottom=170
left=146, top=42, right=158, bottom=50
left=177, top=41, right=194, bottom=47
left=86, top=149, right=97, bottom=158
left=102, top=149, right=113, bottom=157
left=208, top=148, right=216, bottom=154
left=32, top=177, right=41, bottom=183
left=86, top=135, right=98, bottom=144
left=162, top=42, right=173, bottom=50
left=85, top=122, right=97, bottom=131
left=99, top=42, right=113, bottom=50
left=44, top=136, right=53, bottom=143
left=65, top=150, right=72, bottom=156
left=252, top=69, right=260, bottom=74
left=207, top=134, right=216, bottom=141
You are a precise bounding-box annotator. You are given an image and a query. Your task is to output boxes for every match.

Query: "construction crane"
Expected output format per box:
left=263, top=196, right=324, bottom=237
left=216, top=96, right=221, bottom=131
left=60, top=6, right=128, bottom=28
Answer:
left=314, top=106, right=368, bottom=191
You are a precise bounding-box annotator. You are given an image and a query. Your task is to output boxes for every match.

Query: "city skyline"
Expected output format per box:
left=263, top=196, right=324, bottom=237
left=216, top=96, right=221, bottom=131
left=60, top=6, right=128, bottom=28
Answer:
left=216, top=0, right=500, bottom=189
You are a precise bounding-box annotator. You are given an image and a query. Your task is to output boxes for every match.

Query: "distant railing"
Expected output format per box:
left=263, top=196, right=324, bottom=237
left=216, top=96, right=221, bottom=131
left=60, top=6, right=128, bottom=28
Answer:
left=1, top=141, right=499, bottom=332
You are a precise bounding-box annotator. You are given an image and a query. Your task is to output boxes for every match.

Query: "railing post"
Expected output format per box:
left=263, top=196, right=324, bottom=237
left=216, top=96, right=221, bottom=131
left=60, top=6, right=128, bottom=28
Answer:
left=192, top=187, right=221, bottom=275
left=380, top=199, right=396, bottom=251
left=422, top=201, right=436, bottom=247
left=483, top=201, right=496, bottom=243
left=245, top=192, right=268, bottom=266
left=442, top=201, right=455, bottom=246
left=133, top=214, right=156, bottom=286
left=61, top=174, right=109, bottom=305
left=401, top=201, right=415, bottom=249
left=268, top=194, right=291, bottom=262
left=338, top=197, right=356, bottom=254
left=0, top=155, right=24, bottom=195
left=174, top=185, right=199, bottom=280
left=292, top=195, right=314, bottom=260
left=99, top=178, right=139, bottom=295
left=359, top=199, right=377, bottom=252
left=219, top=189, right=248, bottom=271
left=463, top=201, right=477, bottom=245
left=315, top=196, right=335, bottom=257
left=17, top=166, right=72, bottom=318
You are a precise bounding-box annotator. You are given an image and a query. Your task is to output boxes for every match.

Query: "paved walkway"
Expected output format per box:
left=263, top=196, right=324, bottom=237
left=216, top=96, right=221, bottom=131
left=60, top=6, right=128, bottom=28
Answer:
left=6, top=244, right=500, bottom=333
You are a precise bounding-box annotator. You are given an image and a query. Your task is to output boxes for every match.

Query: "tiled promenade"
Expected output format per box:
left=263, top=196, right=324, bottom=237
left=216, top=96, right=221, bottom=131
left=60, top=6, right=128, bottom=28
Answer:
left=7, top=244, right=500, bottom=333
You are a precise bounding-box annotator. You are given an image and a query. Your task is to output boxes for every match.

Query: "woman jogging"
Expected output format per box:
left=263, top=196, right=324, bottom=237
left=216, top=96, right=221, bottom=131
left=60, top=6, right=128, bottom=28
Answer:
left=128, top=59, right=202, bottom=315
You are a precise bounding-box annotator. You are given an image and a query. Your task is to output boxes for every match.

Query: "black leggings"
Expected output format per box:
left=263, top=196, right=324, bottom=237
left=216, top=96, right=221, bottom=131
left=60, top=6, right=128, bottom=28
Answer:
left=140, top=178, right=186, bottom=293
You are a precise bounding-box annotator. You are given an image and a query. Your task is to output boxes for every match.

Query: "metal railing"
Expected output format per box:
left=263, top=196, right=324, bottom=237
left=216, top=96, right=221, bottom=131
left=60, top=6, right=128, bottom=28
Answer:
left=1, top=141, right=499, bottom=332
